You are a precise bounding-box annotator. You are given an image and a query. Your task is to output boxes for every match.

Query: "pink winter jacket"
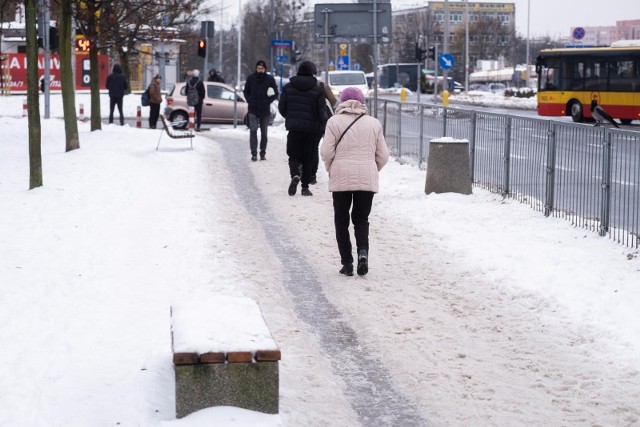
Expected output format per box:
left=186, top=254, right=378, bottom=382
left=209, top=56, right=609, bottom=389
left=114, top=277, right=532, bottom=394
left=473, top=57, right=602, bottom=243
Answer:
left=321, top=100, right=389, bottom=193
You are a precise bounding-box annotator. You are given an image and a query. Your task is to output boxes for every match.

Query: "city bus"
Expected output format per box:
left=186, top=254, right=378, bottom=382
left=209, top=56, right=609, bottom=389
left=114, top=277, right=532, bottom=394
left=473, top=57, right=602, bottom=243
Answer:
left=535, top=41, right=640, bottom=124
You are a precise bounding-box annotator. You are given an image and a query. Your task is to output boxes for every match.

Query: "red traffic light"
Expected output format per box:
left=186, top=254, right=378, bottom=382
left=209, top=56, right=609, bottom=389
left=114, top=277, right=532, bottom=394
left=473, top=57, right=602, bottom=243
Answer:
left=197, top=39, right=206, bottom=57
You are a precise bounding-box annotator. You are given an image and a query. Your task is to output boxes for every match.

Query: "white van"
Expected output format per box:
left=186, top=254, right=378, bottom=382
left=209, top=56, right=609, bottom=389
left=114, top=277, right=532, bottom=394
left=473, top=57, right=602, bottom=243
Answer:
left=319, top=70, right=369, bottom=98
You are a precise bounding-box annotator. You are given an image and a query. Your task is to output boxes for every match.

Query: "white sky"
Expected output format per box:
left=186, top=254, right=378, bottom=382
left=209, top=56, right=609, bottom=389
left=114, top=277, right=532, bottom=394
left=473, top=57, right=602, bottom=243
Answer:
left=1, top=91, right=639, bottom=425
left=208, top=0, right=639, bottom=38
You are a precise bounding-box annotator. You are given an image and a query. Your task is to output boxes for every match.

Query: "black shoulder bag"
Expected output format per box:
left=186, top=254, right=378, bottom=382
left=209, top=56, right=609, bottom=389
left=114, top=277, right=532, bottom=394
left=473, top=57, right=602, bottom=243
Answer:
left=335, top=113, right=365, bottom=148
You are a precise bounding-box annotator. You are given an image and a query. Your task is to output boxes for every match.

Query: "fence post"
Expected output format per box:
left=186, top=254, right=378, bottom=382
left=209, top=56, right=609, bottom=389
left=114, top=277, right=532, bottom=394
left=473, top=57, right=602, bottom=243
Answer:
left=599, top=129, right=612, bottom=236
left=544, top=121, right=557, bottom=217
left=418, top=104, right=425, bottom=164
left=502, top=116, right=512, bottom=197
left=397, top=102, right=402, bottom=159
left=442, top=107, right=448, bottom=137
left=469, top=113, right=477, bottom=182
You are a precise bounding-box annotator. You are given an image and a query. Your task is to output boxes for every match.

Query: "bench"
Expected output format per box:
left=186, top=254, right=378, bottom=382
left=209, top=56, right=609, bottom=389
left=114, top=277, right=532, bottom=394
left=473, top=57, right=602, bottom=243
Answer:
left=171, top=296, right=281, bottom=418
left=157, top=114, right=194, bottom=151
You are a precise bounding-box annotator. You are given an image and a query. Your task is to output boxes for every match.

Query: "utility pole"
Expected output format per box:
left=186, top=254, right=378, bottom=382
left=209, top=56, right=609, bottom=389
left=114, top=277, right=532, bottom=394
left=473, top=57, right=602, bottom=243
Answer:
left=443, top=0, right=449, bottom=95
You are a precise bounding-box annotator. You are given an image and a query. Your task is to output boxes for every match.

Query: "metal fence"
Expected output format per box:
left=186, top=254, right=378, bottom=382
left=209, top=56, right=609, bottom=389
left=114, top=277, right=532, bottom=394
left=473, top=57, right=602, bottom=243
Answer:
left=371, top=98, right=640, bottom=248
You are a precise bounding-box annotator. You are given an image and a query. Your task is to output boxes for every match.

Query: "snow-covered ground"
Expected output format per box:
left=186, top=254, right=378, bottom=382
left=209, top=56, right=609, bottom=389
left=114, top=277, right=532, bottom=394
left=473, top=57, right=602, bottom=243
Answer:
left=1, top=92, right=639, bottom=426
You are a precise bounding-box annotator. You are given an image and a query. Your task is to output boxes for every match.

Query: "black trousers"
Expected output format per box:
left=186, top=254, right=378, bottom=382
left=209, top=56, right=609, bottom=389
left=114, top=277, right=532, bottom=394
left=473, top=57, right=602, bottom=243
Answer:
left=311, top=134, right=322, bottom=179
left=332, top=191, right=374, bottom=265
left=109, top=96, right=124, bottom=125
left=149, top=103, right=160, bottom=129
left=286, top=130, right=317, bottom=188
left=248, top=113, right=270, bottom=155
left=194, top=103, right=203, bottom=129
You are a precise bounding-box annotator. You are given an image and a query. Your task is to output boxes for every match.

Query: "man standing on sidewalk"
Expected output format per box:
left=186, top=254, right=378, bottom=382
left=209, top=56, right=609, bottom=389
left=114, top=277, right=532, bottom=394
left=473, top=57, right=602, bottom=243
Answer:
left=243, top=60, right=278, bottom=161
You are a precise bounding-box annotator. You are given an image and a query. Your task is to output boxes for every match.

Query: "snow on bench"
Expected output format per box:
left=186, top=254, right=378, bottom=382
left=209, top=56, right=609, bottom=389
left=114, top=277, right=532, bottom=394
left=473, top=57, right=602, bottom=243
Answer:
left=171, top=296, right=280, bottom=418
left=156, top=114, right=194, bottom=151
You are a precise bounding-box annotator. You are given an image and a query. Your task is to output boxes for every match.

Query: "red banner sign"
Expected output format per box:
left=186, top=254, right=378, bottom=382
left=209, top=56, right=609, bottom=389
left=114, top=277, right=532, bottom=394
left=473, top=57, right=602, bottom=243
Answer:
left=1, top=53, right=109, bottom=91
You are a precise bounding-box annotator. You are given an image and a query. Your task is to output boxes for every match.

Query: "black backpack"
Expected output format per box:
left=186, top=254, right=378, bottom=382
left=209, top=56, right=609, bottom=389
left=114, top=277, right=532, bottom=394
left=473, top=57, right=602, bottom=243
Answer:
left=186, top=81, right=199, bottom=106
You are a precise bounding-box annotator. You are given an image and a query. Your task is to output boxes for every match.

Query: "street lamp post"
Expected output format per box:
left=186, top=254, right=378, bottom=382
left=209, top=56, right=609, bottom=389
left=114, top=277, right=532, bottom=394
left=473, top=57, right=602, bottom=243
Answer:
left=525, top=0, right=530, bottom=88
left=464, top=0, right=469, bottom=93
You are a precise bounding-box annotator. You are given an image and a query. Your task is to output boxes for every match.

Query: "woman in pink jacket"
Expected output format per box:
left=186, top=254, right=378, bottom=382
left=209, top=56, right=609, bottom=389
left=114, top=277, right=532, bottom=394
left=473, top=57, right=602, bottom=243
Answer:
left=321, top=87, right=389, bottom=276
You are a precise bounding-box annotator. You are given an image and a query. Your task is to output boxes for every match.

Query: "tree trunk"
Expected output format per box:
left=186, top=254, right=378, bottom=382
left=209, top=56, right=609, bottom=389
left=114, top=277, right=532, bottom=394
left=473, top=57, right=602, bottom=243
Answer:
left=59, top=0, right=79, bottom=151
left=88, top=0, right=101, bottom=131
left=26, top=0, right=42, bottom=189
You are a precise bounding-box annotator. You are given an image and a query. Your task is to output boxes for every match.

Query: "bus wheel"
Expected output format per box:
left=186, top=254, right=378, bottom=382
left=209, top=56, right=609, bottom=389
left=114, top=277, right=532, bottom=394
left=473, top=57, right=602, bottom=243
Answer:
left=570, top=102, right=583, bottom=122
left=621, top=119, right=633, bottom=125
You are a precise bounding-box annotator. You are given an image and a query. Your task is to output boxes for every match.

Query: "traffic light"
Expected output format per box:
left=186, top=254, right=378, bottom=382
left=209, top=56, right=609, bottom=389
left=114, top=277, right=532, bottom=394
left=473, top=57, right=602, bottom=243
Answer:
left=197, top=39, right=206, bottom=58
left=415, top=43, right=427, bottom=61
left=427, top=46, right=436, bottom=60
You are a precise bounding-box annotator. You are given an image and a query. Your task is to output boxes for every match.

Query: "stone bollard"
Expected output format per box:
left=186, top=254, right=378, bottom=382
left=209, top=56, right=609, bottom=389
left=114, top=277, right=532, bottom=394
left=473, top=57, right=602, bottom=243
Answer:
left=425, top=138, right=472, bottom=195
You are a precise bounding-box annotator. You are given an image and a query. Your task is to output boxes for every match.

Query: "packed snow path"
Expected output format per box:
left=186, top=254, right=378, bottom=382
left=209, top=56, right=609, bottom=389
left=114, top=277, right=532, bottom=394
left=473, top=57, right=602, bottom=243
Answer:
left=217, top=133, right=429, bottom=426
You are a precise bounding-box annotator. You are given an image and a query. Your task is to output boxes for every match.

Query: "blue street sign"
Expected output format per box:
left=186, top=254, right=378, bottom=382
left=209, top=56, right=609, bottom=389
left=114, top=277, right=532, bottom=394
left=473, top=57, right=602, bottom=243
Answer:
left=271, top=39, right=293, bottom=48
left=276, top=55, right=288, bottom=63
left=572, top=27, right=586, bottom=40
left=338, top=56, right=349, bottom=70
left=439, top=53, right=454, bottom=70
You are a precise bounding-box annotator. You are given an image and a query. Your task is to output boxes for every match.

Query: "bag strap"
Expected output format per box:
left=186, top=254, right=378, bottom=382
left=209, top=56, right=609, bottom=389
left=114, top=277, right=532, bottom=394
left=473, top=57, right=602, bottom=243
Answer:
left=335, top=114, right=365, bottom=148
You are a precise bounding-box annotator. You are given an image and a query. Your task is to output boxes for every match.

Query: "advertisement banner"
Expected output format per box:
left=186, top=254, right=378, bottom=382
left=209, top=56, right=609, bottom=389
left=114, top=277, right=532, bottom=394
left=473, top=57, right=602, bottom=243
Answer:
left=1, top=53, right=109, bottom=92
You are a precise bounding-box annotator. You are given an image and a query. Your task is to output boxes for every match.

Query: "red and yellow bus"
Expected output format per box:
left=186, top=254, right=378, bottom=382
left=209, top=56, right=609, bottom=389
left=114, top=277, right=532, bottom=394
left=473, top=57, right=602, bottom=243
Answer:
left=535, top=41, right=640, bottom=124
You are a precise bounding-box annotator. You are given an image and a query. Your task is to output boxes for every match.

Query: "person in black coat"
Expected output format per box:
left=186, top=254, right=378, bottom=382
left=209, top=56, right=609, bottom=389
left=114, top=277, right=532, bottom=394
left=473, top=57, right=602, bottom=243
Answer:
left=105, top=63, right=129, bottom=125
left=188, top=69, right=206, bottom=130
left=278, top=60, right=326, bottom=197
left=243, top=60, right=278, bottom=161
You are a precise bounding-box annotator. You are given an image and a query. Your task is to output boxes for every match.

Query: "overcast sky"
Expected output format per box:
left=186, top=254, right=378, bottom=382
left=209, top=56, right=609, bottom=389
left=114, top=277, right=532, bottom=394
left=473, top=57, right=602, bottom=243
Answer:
left=209, top=0, right=638, bottom=38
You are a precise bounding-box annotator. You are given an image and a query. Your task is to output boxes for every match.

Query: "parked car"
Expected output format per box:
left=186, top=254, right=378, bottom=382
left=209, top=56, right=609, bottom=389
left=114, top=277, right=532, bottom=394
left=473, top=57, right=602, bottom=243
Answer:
left=164, top=81, right=249, bottom=129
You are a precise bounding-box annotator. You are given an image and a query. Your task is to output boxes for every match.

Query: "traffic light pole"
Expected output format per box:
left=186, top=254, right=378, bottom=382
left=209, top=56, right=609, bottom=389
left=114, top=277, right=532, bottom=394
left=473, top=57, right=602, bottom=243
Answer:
left=433, top=44, right=439, bottom=103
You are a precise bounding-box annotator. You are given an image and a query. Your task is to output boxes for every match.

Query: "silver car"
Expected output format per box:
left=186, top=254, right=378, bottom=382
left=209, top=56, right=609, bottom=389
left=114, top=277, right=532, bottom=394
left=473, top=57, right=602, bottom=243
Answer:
left=164, top=81, right=248, bottom=128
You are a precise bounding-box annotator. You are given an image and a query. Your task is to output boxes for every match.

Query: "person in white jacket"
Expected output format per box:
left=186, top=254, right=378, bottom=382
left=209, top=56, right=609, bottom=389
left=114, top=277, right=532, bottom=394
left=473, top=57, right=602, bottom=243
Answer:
left=321, top=87, right=389, bottom=276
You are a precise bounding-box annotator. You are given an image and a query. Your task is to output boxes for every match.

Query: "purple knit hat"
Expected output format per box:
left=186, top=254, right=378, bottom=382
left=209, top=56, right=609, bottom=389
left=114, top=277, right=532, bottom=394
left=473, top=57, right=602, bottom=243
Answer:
left=339, top=87, right=365, bottom=103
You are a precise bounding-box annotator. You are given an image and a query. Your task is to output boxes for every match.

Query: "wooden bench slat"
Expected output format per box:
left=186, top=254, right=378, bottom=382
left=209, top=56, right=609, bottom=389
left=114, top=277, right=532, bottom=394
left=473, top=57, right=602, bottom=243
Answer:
left=199, top=352, right=226, bottom=364
left=226, top=351, right=253, bottom=363
left=255, top=349, right=281, bottom=361
left=173, top=352, right=199, bottom=365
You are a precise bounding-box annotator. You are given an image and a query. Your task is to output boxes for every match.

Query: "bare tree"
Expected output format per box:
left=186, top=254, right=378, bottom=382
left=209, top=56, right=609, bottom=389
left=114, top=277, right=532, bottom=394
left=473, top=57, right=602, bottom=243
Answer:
left=25, top=0, right=42, bottom=189
left=57, top=0, right=79, bottom=151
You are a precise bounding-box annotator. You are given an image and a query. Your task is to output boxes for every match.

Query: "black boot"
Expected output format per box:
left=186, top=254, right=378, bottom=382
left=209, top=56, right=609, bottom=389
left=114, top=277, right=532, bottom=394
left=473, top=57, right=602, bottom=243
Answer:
left=288, top=175, right=300, bottom=196
left=301, top=188, right=313, bottom=196
left=339, top=263, right=354, bottom=276
left=357, top=249, right=368, bottom=276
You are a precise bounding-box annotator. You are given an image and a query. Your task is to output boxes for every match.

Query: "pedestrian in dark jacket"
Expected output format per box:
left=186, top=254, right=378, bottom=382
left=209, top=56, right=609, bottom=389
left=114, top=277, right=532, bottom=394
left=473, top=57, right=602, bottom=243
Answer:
left=243, top=60, right=278, bottom=161
left=106, top=63, right=129, bottom=125
left=208, top=69, right=225, bottom=83
left=188, top=69, right=206, bottom=130
left=278, top=60, right=326, bottom=197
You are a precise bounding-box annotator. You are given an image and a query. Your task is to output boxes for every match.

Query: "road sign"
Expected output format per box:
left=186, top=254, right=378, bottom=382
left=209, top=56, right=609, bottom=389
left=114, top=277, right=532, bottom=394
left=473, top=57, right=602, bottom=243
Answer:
left=439, top=53, right=454, bottom=70
left=271, top=39, right=293, bottom=48
left=276, top=55, right=288, bottom=63
left=314, top=3, right=392, bottom=44
left=338, top=56, right=349, bottom=70
left=572, top=27, right=586, bottom=40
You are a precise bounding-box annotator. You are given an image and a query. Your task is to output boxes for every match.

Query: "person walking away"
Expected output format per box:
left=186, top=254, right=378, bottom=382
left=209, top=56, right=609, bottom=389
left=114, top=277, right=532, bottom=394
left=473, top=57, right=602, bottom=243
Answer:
left=310, top=81, right=337, bottom=184
left=187, top=69, right=206, bottom=131
left=278, top=60, right=326, bottom=197
left=243, top=60, right=278, bottom=161
left=148, top=74, right=163, bottom=129
left=106, top=63, right=129, bottom=125
left=320, top=87, right=389, bottom=276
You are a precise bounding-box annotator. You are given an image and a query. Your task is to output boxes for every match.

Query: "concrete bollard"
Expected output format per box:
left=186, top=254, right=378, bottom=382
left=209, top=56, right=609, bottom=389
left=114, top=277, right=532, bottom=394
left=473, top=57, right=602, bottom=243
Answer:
left=188, top=107, right=195, bottom=130
left=136, top=106, right=142, bottom=128
left=22, top=97, right=27, bottom=117
left=425, top=138, right=472, bottom=195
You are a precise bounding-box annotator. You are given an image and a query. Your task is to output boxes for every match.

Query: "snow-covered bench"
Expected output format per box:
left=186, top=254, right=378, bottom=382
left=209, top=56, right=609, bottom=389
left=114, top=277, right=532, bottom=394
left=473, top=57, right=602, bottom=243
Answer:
left=171, top=296, right=281, bottom=418
left=156, top=114, right=194, bottom=151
